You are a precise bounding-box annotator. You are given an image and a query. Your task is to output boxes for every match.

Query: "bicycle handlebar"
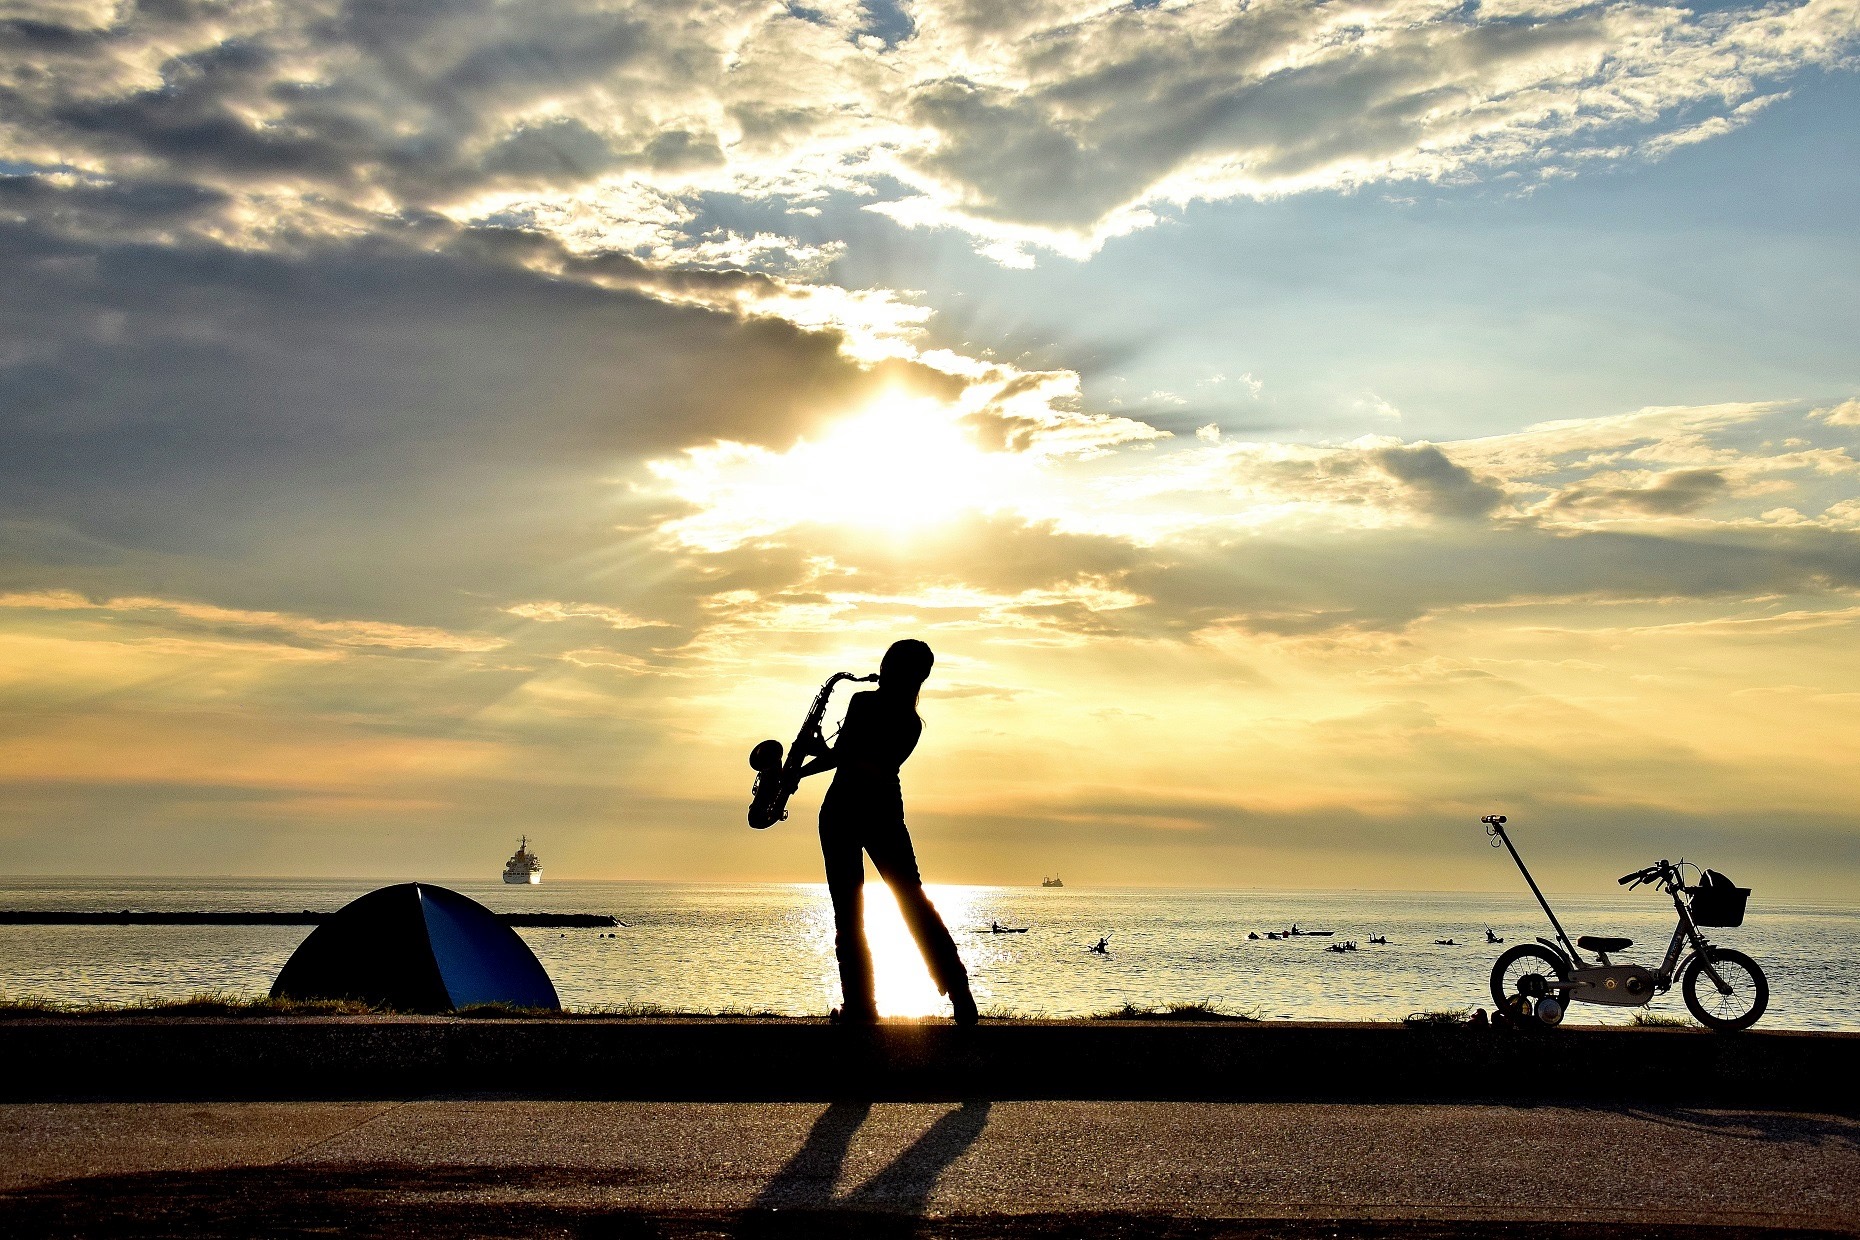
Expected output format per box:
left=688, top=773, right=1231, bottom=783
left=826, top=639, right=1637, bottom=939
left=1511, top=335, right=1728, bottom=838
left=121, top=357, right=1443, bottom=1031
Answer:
left=1619, top=860, right=1674, bottom=887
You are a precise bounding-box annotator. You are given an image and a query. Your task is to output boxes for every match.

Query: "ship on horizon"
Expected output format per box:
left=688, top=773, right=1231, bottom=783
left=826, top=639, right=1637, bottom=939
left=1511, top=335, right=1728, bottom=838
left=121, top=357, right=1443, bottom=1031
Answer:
left=1041, top=876, right=1063, bottom=888
left=503, top=836, right=542, bottom=885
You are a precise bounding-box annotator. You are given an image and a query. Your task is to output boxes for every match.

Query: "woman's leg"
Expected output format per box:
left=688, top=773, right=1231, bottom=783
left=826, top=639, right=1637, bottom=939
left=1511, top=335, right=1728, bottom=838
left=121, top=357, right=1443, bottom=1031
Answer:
left=865, top=819, right=974, bottom=1016
left=819, top=814, right=876, bottom=1018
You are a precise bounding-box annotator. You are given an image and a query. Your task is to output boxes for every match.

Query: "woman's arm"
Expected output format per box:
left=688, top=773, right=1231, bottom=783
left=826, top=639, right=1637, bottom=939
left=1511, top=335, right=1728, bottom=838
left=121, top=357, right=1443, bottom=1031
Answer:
left=791, top=691, right=872, bottom=786
left=790, top=750, right=837, bottom=784
left=788, top=720, right=837, bottom=785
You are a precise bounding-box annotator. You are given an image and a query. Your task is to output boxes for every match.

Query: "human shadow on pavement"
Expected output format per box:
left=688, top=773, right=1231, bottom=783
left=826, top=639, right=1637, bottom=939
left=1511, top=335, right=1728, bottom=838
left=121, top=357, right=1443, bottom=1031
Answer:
left=844, top=1100, right=992, bottom=1214
left=747, top=1099, right=990, bottom=1220
left=750, top=1100, right=873, bottom=1208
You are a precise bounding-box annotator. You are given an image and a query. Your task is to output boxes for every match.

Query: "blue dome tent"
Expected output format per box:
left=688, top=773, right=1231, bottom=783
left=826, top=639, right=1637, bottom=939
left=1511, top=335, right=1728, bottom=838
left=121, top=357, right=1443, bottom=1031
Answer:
left=272, top=883, right=560, bottom=1012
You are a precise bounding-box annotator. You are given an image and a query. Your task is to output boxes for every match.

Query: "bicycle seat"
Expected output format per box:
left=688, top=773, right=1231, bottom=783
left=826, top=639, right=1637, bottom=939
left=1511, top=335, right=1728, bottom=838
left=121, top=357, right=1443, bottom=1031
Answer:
left=1577, top=935, right=1633, bottom=953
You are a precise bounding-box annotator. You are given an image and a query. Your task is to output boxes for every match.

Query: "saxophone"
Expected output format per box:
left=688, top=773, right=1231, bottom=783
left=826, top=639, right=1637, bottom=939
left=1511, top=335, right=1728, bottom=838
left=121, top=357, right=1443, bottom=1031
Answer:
left=747, top=672, right=877, bottom=829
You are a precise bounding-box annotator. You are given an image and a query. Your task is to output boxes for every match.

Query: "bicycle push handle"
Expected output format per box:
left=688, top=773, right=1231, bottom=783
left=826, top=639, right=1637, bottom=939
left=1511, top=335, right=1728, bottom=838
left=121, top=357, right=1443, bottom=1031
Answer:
left=1485, top=819, right=1668, bottom=891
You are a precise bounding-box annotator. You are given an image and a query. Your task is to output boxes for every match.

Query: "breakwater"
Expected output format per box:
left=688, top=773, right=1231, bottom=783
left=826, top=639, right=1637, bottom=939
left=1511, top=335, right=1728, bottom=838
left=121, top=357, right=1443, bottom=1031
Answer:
left=0, top=910, right=617, bottom=927
left=3, top=1017, right=1852, bottom=1106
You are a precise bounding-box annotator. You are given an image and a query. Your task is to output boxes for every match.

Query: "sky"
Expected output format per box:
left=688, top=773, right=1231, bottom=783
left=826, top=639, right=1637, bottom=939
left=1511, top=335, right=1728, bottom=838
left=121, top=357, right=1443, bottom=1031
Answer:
left=1, top=0, right=1857, bottom=895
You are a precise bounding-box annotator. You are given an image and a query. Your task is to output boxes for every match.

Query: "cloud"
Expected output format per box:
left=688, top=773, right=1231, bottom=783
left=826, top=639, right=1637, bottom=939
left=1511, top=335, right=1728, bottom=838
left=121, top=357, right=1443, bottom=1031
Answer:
left=632, top=400, right=1860, bottom=647
left=0, top=214, right=989, bottom=660
left=504, top=601, right=664, bottom=630
left=1368, top=443, right=1508, bottom=520
left=1452, top=401, right=1857, bottom=481
left=632, top=401, right=1853, bottom=642
left=880, top=0, right=1860, bottom=255
left=2, top=0, right=1853, bottom=264
left=1821, top=398, right=1860, bottom=427
left=1127, top=522, right=1860, bottom=639
left=0, top=588, right=504, bottom=652
left=1544, top=467, right=1733, bottom=516
left=4, top=0, right=1860, bottom=890
left=1356, top=393, right=1402, bottom=422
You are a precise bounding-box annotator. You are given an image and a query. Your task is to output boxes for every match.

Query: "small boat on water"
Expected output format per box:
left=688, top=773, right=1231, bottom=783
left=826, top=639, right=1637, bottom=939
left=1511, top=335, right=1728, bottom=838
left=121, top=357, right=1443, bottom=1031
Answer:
left=988, top=922, right=1030, bottom=933
left=1435, top=938, right=1458, bottom=946
left=502, top=836, right=542, bottom=885
left=1041, top=876, right=1064, bottom=888
left=1368, top=935, right=1389, bottom=945
left=1247, top=932, right=1260, bottom=940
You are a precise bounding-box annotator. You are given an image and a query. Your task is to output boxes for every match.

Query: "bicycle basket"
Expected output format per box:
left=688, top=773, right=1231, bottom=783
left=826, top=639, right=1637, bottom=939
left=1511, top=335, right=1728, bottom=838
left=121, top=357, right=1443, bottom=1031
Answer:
left=1686, top=870, right=1750, bottom=927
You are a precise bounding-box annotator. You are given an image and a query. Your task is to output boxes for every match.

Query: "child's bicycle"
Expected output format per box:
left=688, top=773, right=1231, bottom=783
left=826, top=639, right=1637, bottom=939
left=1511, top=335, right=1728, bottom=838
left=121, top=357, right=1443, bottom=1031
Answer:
left=1482, top=814, right=1769, bottom=1032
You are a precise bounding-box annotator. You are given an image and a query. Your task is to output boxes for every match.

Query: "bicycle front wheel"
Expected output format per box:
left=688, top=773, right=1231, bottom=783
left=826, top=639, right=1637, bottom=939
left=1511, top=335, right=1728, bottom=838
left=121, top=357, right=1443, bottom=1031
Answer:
left=1682, top=948, right=1768, bottom=1032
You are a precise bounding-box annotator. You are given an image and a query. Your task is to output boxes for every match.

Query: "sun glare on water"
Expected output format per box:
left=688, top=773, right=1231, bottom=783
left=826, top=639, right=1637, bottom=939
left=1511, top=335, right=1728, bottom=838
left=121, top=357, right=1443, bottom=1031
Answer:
left=652, top=394, right=1027, bottom=549
left=865, top=882, right=976, bottom=1018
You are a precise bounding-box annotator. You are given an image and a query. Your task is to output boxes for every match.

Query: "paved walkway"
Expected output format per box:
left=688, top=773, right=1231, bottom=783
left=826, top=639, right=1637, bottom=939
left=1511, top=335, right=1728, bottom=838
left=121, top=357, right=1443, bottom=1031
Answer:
left=3, top=1099, right=1856, bottom=1236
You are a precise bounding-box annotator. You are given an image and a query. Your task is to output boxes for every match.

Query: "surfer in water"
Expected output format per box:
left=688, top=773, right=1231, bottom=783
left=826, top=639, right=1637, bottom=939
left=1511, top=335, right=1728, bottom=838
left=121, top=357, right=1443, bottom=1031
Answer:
left=791, top=639, right=977, bottom=1025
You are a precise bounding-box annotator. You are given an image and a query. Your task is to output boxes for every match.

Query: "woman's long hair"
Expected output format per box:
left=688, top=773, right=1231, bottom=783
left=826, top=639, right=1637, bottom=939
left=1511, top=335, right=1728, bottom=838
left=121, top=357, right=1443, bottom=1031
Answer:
left=879, top=639, right=934, bottom=719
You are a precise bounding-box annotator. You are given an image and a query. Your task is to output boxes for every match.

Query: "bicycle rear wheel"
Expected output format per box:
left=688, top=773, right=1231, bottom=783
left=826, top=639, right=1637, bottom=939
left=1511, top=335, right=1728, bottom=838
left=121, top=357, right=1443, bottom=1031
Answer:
left=1489, top=943, right=1570, bottom=1014
left=1682, top=948, right=1767, bottom=1032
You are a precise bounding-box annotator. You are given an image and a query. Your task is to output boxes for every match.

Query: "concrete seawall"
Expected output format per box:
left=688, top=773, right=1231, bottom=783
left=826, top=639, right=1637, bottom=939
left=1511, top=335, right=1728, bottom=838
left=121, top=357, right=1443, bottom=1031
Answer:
left=5, top=1018, right=1853, bottom=1105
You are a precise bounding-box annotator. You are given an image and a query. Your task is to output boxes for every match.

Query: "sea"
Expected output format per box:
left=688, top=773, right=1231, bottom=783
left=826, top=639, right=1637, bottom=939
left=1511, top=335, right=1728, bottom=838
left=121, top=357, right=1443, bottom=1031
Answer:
left=3, top=878, right=1857, bottom=1030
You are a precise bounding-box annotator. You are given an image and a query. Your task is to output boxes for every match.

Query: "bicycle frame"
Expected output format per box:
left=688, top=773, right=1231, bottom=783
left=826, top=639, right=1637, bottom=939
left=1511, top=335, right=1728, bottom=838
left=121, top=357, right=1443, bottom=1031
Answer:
left=1484, top=816, right=1728, bottom=999
left=1646, top=878, right=1713, bottom=992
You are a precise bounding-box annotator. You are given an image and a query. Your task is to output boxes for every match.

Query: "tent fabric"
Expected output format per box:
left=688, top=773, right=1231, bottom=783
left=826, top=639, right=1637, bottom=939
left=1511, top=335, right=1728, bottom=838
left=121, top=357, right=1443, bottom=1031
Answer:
left=271, top=882, right=560, bottom=1012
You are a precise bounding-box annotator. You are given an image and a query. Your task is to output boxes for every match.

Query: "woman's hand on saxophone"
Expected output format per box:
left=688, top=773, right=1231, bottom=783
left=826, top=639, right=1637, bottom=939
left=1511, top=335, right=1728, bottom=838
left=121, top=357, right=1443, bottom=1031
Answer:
left=791, top=734, right=837, bottom=788
left=797, top=724, right=831, bottom=758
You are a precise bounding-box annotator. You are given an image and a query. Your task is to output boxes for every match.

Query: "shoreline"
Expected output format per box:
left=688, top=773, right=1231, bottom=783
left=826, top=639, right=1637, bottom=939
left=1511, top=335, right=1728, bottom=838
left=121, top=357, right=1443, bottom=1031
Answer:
left=6, top=1015, right=1854, bottom=1106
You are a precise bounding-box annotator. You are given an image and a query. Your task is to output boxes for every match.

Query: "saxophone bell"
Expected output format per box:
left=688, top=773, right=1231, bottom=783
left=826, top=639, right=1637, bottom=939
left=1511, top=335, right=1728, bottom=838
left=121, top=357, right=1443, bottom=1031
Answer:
left=749, top=738, right=784, bottom=775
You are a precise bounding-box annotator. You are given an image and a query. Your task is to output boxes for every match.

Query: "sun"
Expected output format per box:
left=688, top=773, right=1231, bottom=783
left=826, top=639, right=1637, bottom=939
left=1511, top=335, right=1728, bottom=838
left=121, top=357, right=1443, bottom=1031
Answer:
left=796, top=394, right=1011, bottom=529
left=652, top=393, right=1028, bottom=549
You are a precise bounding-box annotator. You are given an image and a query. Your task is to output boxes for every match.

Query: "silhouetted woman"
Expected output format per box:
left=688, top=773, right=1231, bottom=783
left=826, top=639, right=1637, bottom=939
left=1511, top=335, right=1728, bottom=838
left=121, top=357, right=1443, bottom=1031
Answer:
left=792, top=639, right=977, bottom=1025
